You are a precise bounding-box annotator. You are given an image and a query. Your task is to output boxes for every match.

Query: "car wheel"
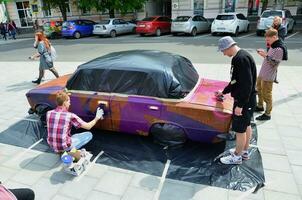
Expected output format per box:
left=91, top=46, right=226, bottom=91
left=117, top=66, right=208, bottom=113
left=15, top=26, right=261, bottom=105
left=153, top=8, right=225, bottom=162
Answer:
left=289, top=25, right=294, bottom=33
left=191, top=27, right=197, bottom=36
left=74, top=31, right=81, bottom=39
left=234, top=27, right=239, bottom=37
left=110, top=30, right=116, bottom=38
left=172, top=33, right=178, bottom=36
left=246, top=25, right=250, bottom=33
left=35, top=104, right=53, bottom=126
left=150, top=123, right=187, bottom=147
left=156, top=28, right=161, bottom=37
left=211, top=32, right=216, bottom=36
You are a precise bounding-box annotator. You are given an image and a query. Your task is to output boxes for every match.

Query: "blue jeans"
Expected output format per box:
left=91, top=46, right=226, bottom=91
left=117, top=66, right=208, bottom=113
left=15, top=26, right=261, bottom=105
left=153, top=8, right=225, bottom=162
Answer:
left=67, top=132, right=93, bottom=150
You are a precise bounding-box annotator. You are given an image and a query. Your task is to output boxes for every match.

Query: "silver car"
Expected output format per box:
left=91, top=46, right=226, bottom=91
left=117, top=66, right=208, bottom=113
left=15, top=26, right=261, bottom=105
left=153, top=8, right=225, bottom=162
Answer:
left=93, top=18, right=136, bottom=37
left=256, top=9, right=295, bottom=36
left=171, top=15, right=210, bottom=36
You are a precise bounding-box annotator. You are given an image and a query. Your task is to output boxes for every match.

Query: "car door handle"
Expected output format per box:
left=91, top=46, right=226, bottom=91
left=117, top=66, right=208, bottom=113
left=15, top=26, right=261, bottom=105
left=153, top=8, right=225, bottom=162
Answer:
left=98, top=100, right=108, bottom=107
left=148, top=105, right=159, bottom=110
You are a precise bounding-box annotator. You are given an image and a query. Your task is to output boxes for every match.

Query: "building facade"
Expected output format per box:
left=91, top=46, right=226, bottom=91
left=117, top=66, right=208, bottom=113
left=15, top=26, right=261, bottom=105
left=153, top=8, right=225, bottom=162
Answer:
left=2, top=0, right=302, bottom=28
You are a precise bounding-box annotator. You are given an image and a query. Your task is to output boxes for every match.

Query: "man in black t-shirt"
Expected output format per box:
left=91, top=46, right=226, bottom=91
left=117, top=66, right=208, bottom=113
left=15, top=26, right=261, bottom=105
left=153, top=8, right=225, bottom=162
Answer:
left=216, top=36, right=257, bottom=165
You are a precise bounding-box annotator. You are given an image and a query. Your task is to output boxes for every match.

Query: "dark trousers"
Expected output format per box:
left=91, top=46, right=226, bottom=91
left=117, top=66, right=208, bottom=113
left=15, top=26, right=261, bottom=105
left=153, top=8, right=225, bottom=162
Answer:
left=10, top=188, right=35, bottom=200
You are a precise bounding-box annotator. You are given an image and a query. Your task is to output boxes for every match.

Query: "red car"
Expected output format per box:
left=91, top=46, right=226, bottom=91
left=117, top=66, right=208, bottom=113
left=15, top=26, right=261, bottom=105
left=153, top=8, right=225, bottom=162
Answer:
left=136, top=16, right=171, bottom=36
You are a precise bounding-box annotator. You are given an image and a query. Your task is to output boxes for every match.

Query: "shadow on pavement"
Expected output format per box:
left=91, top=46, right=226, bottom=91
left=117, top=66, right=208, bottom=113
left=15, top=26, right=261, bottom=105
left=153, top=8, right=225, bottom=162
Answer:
left=0, top=115, right=265, bottom=192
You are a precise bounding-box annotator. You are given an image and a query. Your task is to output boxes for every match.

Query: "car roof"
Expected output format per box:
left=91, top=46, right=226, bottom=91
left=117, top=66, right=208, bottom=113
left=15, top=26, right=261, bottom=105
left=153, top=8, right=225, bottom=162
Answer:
left=76, top=50, right=185, bottom=73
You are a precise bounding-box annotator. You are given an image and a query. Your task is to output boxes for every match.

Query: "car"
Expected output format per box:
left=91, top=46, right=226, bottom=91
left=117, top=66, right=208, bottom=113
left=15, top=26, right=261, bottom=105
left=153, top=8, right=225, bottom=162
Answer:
left=26, top=50, right=233, bottom=145
left=136, top=16, right=171, bottom=36
left=93, top=18, right=136, bottom=37
left=256, top=9, right=295, bottom=36
left=62, top=19, right=96, bottom=39
left=171, top=15, right=210, bottom=36
left=211, top=13, right=249, bottom=36
left=43, top=21, right=62, bottom=39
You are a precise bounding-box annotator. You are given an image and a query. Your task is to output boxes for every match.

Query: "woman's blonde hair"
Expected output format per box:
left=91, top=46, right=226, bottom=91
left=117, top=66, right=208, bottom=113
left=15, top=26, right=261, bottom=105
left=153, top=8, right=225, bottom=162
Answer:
left=35, top=31, right=51, bottom=50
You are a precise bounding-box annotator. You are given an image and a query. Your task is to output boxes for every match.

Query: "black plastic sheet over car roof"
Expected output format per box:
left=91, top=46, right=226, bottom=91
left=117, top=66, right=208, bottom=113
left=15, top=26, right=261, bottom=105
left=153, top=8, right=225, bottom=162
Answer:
left=66, top=50, right=199, bottom=99
left=0, top=115, right=265, bottom=192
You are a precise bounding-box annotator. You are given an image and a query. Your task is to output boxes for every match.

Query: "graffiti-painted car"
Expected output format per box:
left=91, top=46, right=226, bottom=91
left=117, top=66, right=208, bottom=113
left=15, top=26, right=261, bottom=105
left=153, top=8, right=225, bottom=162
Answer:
left=26, top=50, right=233, bottom=145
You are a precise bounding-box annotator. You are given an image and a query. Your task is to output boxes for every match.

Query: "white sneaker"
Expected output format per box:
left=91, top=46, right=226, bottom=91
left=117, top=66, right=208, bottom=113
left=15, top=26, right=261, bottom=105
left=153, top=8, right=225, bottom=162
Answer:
left=229, top=148, right=250, bottom=160
left=220, top=153, right=242, bottom=165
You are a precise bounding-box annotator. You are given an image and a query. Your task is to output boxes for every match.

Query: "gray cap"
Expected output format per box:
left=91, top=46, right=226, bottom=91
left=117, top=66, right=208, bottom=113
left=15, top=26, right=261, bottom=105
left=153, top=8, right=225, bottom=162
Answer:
left=218, top=36, right=237, bottom=52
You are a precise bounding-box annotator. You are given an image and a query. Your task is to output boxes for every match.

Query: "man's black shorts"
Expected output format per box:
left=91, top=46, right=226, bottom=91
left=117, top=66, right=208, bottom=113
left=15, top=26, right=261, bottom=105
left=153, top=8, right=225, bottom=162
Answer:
left=231, top=95, right=256, bottom=133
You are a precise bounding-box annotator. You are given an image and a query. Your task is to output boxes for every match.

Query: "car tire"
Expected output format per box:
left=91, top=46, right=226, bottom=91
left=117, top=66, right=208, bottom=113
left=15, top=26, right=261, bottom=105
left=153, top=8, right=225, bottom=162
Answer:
left=191, top=27, right=197, bottom=36
left=289, top=25, right=294, bottom=33
left=156, top=28, right=161, bottom=37
left=256, top=30, right=262, bottom=36
left=110, top=30, right=116, bottom=38
left=150, top=123, right=187, bottom=147
left=211, top=32, right=216, bottom=36
left=234, top=27, right=239, bottom=37
left=172, top=33, right=178, bottom=36
left=74, top=31, right=81, bottom=39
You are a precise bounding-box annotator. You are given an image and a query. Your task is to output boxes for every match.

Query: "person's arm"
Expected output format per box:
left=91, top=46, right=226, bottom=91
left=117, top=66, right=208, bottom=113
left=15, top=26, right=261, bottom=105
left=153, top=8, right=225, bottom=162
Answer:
left=80, top=108, right=104, bottom=130
left=266, top=48, right=283, bottom=67
left=236, top=58, right=253, bottom=108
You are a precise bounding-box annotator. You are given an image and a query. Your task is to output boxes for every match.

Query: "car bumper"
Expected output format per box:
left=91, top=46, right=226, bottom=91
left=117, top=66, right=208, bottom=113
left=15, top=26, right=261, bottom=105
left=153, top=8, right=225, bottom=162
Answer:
left=136, top=27, right=156, bottom=34
left=211, top=27, right=234, bottom=33
left=93, top=29, right=110, bottom=35
left=171, top=26, right=191, bottom=34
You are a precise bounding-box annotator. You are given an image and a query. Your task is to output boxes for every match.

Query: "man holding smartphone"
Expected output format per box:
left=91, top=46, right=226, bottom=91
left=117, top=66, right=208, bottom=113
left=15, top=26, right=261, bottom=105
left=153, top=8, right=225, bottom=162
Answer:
left=255, top=28, right=287, bottom=121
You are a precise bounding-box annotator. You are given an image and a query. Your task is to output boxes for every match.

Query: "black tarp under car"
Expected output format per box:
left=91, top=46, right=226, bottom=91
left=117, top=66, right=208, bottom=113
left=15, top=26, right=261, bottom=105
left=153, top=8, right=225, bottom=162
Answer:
left=66, top=50, right=199, bottom=99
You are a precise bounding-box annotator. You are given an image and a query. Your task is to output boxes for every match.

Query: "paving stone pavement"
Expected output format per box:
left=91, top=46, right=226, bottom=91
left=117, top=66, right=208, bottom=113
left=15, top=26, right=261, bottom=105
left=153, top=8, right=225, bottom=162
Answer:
left=0, top=61, right=302, bottom=200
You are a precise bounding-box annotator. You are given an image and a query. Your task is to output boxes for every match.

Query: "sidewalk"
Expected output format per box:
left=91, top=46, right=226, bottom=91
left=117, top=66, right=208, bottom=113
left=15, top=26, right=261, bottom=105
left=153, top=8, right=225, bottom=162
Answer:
left=0, top=62, right=301, bottom=200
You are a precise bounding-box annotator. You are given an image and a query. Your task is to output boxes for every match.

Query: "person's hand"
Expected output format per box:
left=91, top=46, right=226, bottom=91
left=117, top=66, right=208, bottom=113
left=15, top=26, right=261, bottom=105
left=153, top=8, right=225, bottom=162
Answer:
left=215, top=91, right=223, bottom=97
left=257, top=49, right=267, bottom=57
left=95, top=108, right=104, bottom=120
left=234, top=106, right=242, bottom=116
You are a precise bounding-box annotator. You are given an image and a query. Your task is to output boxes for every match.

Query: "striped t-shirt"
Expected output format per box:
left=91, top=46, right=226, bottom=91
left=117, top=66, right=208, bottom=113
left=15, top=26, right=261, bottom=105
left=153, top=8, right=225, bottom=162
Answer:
left=258, top=47, right=283, bottom=81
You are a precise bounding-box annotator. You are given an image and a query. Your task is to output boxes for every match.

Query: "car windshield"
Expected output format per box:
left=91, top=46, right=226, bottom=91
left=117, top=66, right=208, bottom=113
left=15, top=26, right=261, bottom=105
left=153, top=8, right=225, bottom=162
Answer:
left=261, top=11, right=282, bottom=18
left=99, top=20, right=110, bottom=24
left=174, top=16, right=190, bottom=22
left=216, top=15, right=234, bottom=20
left=62, top=21, right=74, bottom=28
left=141, top=17, right=155, bottom=21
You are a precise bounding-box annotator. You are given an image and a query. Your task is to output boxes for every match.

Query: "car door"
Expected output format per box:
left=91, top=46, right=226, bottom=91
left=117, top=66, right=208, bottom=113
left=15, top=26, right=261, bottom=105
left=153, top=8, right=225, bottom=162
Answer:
left=236, top=14, right=243, bottom=32
left=112, top=19, right=123, bottom=34
left=191, top=16, right=200, bottom=32
left=119, top=19, right=129, bottom=33
left=77, top=20, right=87, bottom=35
left=108, top=70, right=162, bottom=135
left=84, top=20, right=95, bottom=35
left=199, top=16, right=209, bottom=32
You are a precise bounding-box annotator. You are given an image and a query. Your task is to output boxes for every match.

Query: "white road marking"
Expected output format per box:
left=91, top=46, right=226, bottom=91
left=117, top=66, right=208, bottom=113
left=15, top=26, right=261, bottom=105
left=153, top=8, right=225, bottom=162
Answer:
left=286, top=31, right=300, bottom=39
left=153, top=159, right=171, bottom=200
left=238, top=33, right=255, bottom=38
left=75, top=150, right=104, bottom=182
left=6, top=138, right=43, bottom=163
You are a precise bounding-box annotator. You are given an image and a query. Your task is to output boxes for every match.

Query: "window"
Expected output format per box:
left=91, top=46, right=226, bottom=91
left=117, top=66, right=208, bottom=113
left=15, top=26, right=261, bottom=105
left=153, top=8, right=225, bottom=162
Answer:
left=236, top=14, right=246, bottom=20
left=199, top=16, right=207, bottom=22
left=119, top=19, right=127, bottom=24
left=216, top=15, right=234, bottom=20
left=261, top=11, right=282, bottom=18
left=174, top=16, right=190, bottom=22
left=113, top=19, right=120, bottom=25
left=192, top=16, right=199, bottom=21
left=16, top=1, right=33, bottom=27
left=42, top=0, right=51, bottom=17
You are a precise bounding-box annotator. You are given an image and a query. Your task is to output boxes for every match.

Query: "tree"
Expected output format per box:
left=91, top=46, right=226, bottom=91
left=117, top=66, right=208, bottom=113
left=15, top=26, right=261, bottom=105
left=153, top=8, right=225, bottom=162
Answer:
left=42, top=0, right=70, bottom=21
left=77, top=0, right=147, bottom=18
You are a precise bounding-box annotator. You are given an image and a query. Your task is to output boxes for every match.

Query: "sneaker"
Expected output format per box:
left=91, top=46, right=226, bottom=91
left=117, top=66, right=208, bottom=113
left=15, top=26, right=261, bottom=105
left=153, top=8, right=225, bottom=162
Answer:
left=256, top=114, right=271, bottom=121
left=254, top=106, right=264, bottom=112
left=220, top=153, right=242, bottom=165
left=32, top=79, right=41, bottom=84
left=229, top=148, right=249, bottom=160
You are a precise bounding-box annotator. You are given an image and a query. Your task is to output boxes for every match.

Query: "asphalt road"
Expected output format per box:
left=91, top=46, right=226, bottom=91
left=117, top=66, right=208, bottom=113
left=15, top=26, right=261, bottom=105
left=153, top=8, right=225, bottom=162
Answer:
left=0, top=31, right=301, bottom=66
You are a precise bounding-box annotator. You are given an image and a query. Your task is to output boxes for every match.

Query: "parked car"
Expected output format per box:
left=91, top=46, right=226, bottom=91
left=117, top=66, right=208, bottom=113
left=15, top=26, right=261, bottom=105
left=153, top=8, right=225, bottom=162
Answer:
left=26, top=50, right=233, bottom=145
left=256, top=9, right=295, bottom=36
left=171, top=15, right=210, bottom=36
left=43, top=21, right=62, bottom=39
left=62, top=19, right=96, bottom=39
left=211, top=13, right=249, bottom=36
left=136, top=16, right=171, bottom=36
left=93, top=18, right=136, bottom=37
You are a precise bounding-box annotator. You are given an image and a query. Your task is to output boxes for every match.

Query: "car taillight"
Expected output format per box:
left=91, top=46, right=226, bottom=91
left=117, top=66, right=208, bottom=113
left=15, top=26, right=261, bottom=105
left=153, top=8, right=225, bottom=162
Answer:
left=103, top=25, right=106, bottom=30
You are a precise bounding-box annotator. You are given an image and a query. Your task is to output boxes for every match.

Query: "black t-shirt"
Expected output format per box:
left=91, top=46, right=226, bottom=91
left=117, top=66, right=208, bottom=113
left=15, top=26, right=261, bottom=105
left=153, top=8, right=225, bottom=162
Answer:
left=222, top=49, right=257, bottom=108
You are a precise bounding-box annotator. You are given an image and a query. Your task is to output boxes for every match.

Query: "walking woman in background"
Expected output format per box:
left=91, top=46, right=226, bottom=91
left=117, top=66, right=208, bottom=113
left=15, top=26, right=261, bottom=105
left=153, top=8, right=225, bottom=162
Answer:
left=30, top=31, right=59, bottom=84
